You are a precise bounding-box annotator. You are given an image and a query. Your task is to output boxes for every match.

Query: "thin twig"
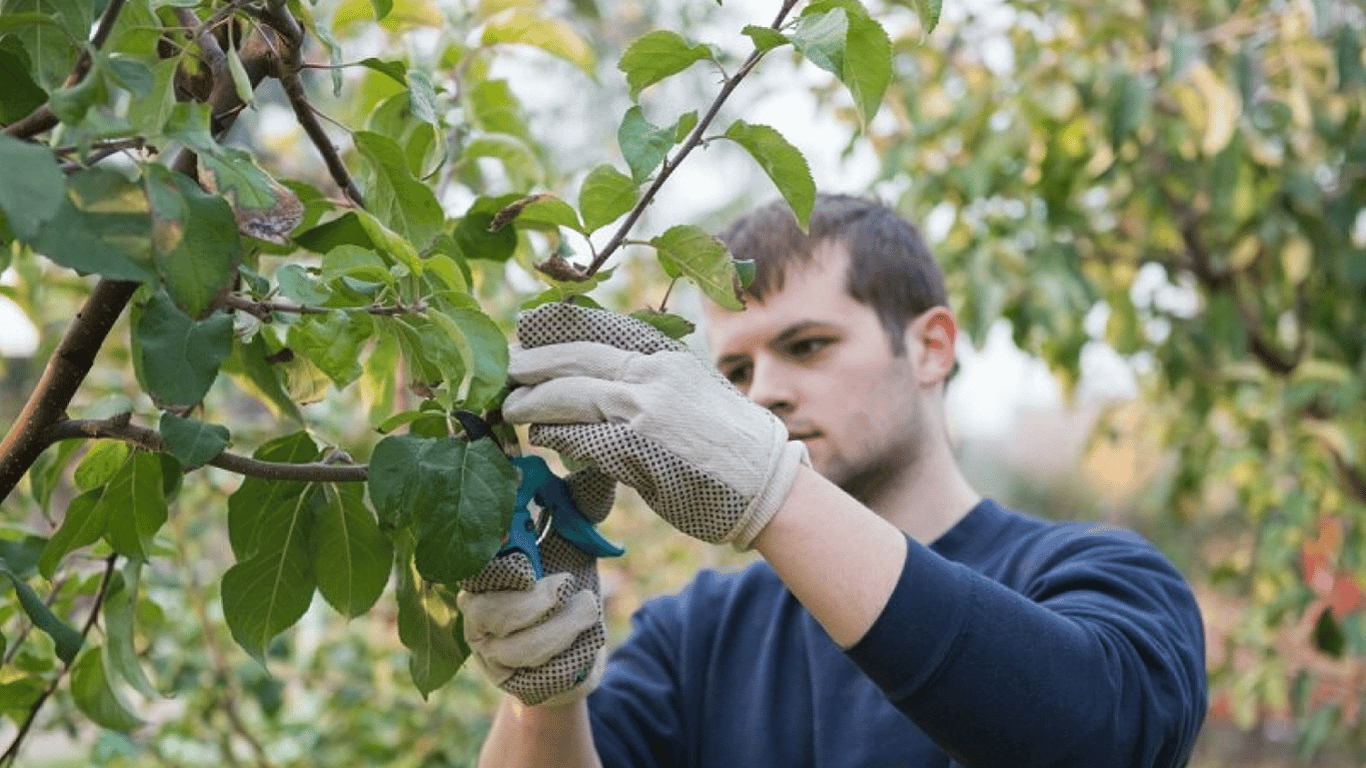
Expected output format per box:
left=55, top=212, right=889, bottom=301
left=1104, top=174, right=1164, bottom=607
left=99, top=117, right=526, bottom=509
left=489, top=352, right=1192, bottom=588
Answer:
left=0, top=555, right=119, bottom=767
left=2, top=0, right=130, bottom=139
left=583, top=0, right=802, bottom=277
left=44, top=418, right=368, bottom=483
left=220, top=293, right=423, bottom=320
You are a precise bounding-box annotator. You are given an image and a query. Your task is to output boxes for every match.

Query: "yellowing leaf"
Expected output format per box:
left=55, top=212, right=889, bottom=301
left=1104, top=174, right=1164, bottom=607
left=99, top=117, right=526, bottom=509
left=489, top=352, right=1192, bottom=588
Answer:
left=1188, top=62, right=1240, bottom=156
left=482, top=9, right=596, bottom=76
left=1281, top=235, right=1312, bottom=284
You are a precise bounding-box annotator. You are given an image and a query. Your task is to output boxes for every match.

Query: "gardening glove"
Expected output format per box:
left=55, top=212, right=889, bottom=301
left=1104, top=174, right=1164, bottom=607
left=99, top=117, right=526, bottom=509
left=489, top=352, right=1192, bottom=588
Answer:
left=503, top=302, right=808, bottom=548
left=457, top=467, right=615, bottom=707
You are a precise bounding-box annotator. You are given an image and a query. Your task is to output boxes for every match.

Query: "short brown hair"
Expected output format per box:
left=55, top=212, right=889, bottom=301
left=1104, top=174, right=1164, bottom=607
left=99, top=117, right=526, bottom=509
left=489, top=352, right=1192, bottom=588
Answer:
left=718, top=194, right=948, bottom=354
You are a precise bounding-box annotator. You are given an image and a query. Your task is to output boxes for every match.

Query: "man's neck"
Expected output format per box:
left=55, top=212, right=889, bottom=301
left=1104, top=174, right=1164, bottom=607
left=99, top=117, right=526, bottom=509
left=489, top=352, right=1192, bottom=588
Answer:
left=866, top=440, right=981, bottom=546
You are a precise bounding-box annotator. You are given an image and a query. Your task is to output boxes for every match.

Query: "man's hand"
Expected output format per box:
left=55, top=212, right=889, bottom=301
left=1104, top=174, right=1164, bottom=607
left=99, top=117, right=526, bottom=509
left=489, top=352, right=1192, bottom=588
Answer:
left=503, top=303, right=807, bottom=548
left=458, top=467, right=614, bottom=707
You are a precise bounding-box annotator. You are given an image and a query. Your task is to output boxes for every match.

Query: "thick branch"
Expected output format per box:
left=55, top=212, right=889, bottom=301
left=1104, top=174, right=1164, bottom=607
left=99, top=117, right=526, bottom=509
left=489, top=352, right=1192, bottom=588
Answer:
left=2, top=0, right=129, bottom=139
left=583, top=0, right=801, bottom=276
left=0, top=280, right=141, bottom=503
left=219, top=293, right=421, bottom=320
left=46, top=419, right=368, bottom=483
left=0, top=555, right=119, bottom=767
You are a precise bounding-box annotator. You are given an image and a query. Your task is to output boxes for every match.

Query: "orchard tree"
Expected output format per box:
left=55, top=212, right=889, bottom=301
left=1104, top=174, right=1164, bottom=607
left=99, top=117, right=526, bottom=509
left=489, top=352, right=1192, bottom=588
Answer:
left=0, top=0, right=940, bottom=763
left=866, top=0, right=1366, bottom=757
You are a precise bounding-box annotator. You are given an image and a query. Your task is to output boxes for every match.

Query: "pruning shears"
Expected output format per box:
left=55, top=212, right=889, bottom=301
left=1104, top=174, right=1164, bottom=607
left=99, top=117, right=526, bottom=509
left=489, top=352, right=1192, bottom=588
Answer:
left=455, top=411, right=624, bottom=578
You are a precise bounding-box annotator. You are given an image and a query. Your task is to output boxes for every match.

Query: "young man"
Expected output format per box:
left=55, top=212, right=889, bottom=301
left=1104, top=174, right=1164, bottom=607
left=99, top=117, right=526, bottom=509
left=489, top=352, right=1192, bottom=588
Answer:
left=460, top=195, right=1208, bottom=767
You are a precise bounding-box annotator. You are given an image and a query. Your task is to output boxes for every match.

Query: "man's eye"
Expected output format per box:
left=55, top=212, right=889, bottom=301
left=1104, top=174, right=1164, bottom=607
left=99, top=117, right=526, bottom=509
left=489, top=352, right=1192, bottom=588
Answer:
left=788, top=338, right=832, bottom=358
left=723, top=364, right=751, bottom=386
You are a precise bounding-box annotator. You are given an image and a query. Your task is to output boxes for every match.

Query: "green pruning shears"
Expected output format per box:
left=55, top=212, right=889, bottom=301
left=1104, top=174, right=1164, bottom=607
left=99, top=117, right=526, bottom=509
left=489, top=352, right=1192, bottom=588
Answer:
left=455, top=411, right=624, bottom=578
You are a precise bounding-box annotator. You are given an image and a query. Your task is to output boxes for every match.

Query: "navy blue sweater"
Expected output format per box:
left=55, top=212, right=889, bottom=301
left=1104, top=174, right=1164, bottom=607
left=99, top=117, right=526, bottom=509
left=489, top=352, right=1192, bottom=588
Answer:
left=587, top=499, right=1206, bottom=767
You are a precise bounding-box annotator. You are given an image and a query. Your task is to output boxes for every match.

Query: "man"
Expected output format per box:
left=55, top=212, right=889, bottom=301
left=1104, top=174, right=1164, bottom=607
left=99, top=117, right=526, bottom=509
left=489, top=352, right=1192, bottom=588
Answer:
left=459, top=195, right=1207, bottom=767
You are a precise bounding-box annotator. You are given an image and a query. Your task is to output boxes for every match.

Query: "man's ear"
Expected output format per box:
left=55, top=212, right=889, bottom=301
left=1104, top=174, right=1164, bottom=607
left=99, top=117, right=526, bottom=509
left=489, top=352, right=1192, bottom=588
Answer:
left=910, top=307, right=957, bottom=386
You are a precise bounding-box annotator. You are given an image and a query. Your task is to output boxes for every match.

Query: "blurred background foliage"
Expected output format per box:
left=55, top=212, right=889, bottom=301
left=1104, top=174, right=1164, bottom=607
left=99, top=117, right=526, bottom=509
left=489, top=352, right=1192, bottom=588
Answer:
left=0, top=0, right=1364, bottom=765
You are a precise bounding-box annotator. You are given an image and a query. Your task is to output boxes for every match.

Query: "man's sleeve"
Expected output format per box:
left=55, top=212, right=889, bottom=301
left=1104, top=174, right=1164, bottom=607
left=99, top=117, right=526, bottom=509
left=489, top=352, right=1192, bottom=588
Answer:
left=845, top=531, right=1207, bottom=768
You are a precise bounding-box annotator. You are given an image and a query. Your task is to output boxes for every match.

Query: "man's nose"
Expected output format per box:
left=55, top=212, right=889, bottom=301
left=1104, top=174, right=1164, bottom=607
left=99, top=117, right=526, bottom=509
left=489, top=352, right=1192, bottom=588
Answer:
left=746, top=357, right=796, bottom=417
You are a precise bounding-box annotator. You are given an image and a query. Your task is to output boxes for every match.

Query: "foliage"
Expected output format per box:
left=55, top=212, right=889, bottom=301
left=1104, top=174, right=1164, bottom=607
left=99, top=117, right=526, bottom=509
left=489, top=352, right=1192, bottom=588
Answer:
left=868, top=0, right=1366, bottom=757
left=0, top=0, right=907, bottom=762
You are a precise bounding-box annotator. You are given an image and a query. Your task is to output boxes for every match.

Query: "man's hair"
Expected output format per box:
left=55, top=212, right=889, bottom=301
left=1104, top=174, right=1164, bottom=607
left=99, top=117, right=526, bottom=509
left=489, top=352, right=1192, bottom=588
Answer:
left=718, top=194, right=948, bottom=355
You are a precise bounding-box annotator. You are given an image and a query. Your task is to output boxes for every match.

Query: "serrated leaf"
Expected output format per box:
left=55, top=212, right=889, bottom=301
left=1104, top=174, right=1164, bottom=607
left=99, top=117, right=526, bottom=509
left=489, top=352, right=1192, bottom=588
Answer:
left=321, top=244, right=394, bottom=285
left=791, top=8, right=847, bottom=77
left=454, top=195, right=520, bottom=261
left=39, top=488, right=109, bottom=579
left=103, top=563, right=159, bottom=698
left=501, top=195, right=583, bottom=233
left=287, top=310, right=375, bottom=388
left=314, top=483, right=393, bottom=618
left=618, top=106, right=675, bottom=183
left=841, top=10, right=892, bottom=126
left=396, top=541, right=466, bottom=696
left=742, top=25, right=789, bottom=53
left=227, top=432, right=321, bottom=560
left=354, top=209, right=424, bottom=275
left=74, top=441, right=132, bottom=492
left=144, top=165, right=241, bottom=318
left=578, top=164, right=637, bottom=233
left=135, top=292, right=232, bottom=407
left=482, top=9, right=596, bottom=76
left=221, top=335, right=305, bottom=423
left=618, top=30, right=711, bottom=98
left=355, top=131, right=444, bottom=249
left=71, top=649, right=143, bottom=732
left=722, top=120, right=815, bottom=228
left=101, top=452, right=168, bottom=563
left=674, top=110, right=698, bottom=142
left=629, top=309, right=695, bottom=339
left=0, top=134, right=66, bottom=241
left=158, top=413, right=229, bottom=468
left=407, top=69, right=438, bottom=125
left=32, top=168, right=155, bottom=282
left=196, top=147, right=279, bottom=213
left=0, top=565, right=82, bottom=664
left=366, top=435, right=517, bottom=583
left=910, top=0, right=942, bottom=33
left=649, top=225, right=744, bottom=311
left=358, top=57, right=407, bottom=84
left=426, top=297, right=510, bottom=410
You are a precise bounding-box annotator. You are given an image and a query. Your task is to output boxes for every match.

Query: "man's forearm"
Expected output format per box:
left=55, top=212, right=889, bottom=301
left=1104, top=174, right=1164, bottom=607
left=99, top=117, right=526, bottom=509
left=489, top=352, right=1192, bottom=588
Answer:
left=479, top=695, right=604, bottom=768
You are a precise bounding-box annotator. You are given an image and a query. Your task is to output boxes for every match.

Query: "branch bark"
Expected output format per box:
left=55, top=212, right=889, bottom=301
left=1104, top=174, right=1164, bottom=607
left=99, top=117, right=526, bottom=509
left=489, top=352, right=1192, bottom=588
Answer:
left=46, top=418, right=368, bottom=483
left=219, top=293, right=421, bottom=320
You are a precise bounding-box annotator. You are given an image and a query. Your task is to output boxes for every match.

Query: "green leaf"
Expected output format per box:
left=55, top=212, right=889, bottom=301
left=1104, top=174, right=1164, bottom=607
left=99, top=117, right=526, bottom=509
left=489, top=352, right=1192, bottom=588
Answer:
left=294, top=211, right=374, bottom=254
left=354, top=209, right=424, bottom=275
left=106, top=56, right=152, bottom=97
left=618, top=106, right=675, bottom=183
left=501, top=195, right=583, bottom=233
left=2, top=0, right=86, bottom=90
left=226, top=39, right=255, bottom=108
left=578, top=164, right=638, bottom=233
left=427, top=297, right=510, bottom=409
left=355, top=130, right=444, bottom=249
left=358, top=57, right=407, bottom=85
left=222, top=335, right=305, bottom=423
left=650, top=225, right=744, bottom=311
left=370, top=0, right=394, bottom=21
left=910, top=0, right=942, bottom=33
left=197, top=147, right=279, bottom=212
left=40, top=488, right=109, bottom=579
left=135, top=292, right=233, bottom=407
left=1312, top=606, right=1346, bottom=657
left=0, top=134, right=66, bottom=241
left=287, top=310, right=375, bottom=388
left=276, top=263, right=332, bottom=306
left=0, top=536, right=47, bottom=579
left=618, top=30, right=712, bottom=98
left=734, top=259, right=757, bottom=289
left=321, top=244, right=394, bottom=285
left=32, top=168, right=155, bottom=282
left=840, top=9, right=892, bottom=126
left=0, top=564, right=82, bottom=664
left=791, top=8, right=847, bottom=77
left=722, top=120, right=815, bottom=228
left=158, top=413, right=229, bottom=468
left=407, top=68, right=439, bottom=125
left=221, top=484, right=322, bottom=664
left=482, top=9, right=596, bottom=76
left=454, top=195, right=520, bottom=261
left=103, top=563, right=159, bottom=698
left=629, top=308, right=696, bottom=339
left=227, top=432, right=321, bottom=560
left=742, top=25, right=790, bottom=53
left=74, top=441, right=132, bottom=492
left=101, top=452, right=167, bottom=563
left=674, top=110, right=698, bottom=141
left=144, top=165, right=241, bottom=318
left=314, top=483, right=393, bottom=618
left=71, top=649, right=143, bottom=732
left=396, top=541, right=466, bottom=696
left=366, top=435, right=517, bottom=583
left=0, top=37, right=49, bottom=124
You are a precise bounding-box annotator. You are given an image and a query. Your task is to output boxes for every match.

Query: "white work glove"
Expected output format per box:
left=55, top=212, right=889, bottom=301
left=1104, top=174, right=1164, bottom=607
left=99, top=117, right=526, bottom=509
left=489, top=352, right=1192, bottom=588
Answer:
left=503, top=303, right=808, bottom=548
left=457, top=467, right=614, bottom=707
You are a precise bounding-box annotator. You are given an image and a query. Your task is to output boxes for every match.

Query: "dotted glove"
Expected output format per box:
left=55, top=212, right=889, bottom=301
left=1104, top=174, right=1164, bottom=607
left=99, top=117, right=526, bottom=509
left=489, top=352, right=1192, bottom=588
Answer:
left=457, top=467, right=614, bottom=707
left=503, top=303, right=808, bottom=548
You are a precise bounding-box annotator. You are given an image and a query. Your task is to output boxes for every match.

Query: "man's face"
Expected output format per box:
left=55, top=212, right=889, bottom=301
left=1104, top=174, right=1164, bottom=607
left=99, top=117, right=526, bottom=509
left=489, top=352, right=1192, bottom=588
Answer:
left=703, top=241, right=932, bottom=503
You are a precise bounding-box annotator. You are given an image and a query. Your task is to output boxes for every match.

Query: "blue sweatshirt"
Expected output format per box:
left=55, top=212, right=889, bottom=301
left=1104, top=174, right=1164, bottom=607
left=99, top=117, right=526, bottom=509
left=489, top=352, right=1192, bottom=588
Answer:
left=587, top=499, right=1206, bottom=767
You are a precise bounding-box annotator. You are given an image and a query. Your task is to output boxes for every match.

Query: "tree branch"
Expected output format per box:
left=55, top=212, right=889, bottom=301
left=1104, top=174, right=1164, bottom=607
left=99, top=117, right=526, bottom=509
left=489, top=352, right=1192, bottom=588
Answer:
left=0, top=555, right=119, bottom=767
left=45, top=418, right=368, bottom=483
left=2, top=0, right=129, bottom=139
left=582, top=0, right=801, bottom=277
left=257, top=0, right=365, bottom=207
left=219, top=293, right=422, bottom=320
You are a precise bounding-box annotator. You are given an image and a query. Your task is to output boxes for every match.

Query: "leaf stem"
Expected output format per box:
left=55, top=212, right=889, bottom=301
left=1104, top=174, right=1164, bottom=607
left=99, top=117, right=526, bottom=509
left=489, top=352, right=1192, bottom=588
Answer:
left=583, top=0, right=802, bottom=277
left=44, top=418, right=368, bottom=483
left=0, top=555, right=119, bottom=768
